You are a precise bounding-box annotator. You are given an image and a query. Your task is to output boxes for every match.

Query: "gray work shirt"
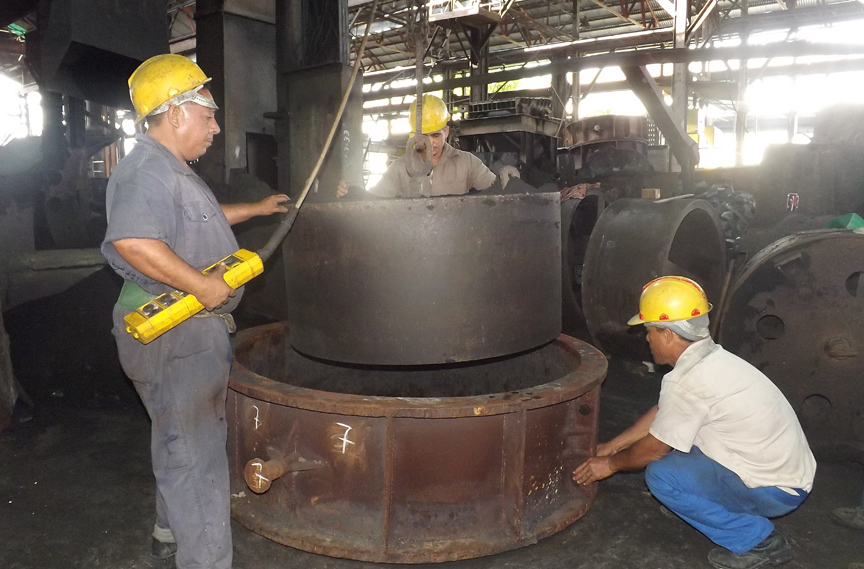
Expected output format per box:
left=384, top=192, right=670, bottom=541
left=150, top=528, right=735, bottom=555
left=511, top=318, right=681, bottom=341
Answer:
left=369, top=143, right=496, bottom=198
left=102, top=133, right=243, bottom=312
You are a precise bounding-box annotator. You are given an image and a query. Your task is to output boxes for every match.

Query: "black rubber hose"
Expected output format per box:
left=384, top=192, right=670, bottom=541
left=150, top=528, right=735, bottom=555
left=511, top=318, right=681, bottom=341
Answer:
left=258, top=206, right=299, bottom=262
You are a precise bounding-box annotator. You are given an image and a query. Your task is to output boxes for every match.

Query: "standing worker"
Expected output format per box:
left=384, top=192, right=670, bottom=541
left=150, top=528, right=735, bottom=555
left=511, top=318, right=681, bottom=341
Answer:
left=573, top=276, right=816, bottom=569
left=101, top=54, right=289, bottom=568
left=337, top=94, right=496, bottom=198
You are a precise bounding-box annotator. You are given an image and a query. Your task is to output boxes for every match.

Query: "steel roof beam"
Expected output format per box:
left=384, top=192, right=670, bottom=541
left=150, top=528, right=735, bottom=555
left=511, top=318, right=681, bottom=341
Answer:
left=364, top=40, right=864, bottom=101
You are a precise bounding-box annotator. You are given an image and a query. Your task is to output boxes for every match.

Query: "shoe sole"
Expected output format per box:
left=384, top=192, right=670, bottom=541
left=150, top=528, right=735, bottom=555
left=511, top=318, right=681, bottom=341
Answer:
left=708, top=545, right=792, bottom=569
left=831, top=517, right=864, bottom=531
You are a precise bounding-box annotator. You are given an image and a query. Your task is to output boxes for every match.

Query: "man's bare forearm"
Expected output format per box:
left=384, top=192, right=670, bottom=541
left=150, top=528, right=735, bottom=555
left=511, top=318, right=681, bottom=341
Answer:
left=220, top=203, right=260, bottom=225
left=573, top=407, right=670, bottom=485
left=112, top=238, right=232, bottom=309
left=608, top=434, right=671, bottom=473
left=114, top=239, right=204, bottom=291
left=605, top=405, right=659, bottom=453
left=221, top=195, right=289, bottom=225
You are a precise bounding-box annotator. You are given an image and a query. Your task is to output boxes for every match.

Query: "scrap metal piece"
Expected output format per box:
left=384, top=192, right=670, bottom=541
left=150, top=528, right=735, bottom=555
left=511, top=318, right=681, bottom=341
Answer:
left=718, top=229, right=864, bottom=452
left=282, top=191, right=562, bottom=365
left=227, top=323, right=607, bottom=563
left=582, top=198, right=727, bottom=360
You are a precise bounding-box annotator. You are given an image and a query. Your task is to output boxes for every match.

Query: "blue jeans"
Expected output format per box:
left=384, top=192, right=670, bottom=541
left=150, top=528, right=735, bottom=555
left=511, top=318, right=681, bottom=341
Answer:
left=114, top=305, right=234, bottom=569
left=645, top=447, right=808, bottom=554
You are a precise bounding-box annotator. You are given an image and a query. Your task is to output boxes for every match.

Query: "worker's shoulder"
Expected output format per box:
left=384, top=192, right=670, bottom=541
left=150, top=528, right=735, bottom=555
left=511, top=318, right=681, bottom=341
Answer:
left=701, top=343, right=757, bottom=373
left=674, top=344, right=765, bottom=391
left=109, top=149, right=183, bottom=204
left=116, top=141, right=181, bottom=183
left=442, top=145, right=488, bottom=169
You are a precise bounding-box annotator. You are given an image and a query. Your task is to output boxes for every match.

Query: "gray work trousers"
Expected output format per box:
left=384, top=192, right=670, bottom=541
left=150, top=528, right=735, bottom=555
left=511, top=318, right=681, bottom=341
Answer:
left=113, top=304, right=233, bottom=569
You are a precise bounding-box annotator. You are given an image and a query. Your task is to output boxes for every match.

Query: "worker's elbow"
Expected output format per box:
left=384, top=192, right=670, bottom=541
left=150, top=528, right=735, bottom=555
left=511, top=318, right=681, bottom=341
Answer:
left=112, top=238, right=165, bottom=263
left=112, top=238, right=138, bottom=259
left=648, top=443, right=672, bottom=463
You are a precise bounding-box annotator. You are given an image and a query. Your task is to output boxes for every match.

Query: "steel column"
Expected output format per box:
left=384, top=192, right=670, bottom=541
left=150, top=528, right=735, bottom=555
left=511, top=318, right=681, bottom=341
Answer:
left=621, top=65, right=699, bottom=184
left=195, top=1, right=277, bottom=186
left=275, top=0, right=363, bottom=200
left=672, top=0, right=689, bottom=177
left=735, top=0, right=749, bottom=166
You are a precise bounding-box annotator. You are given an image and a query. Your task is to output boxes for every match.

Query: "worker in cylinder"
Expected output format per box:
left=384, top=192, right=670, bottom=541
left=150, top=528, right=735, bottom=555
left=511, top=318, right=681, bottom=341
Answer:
left=573, top=276, right=816, bottom=569
left=337, top=93, right=496, bottom=198
left=101, top=54, right=288, bottom=568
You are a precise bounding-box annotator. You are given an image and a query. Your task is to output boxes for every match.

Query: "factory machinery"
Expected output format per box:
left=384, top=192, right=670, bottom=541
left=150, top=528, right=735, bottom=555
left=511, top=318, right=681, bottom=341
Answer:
left=228, top=189, right=608, bottom=563
left=2, top=0, right=864, bottom=561
left=225, top=95, right=864, bottom=561
left=557, top=109, right=864, bottom=459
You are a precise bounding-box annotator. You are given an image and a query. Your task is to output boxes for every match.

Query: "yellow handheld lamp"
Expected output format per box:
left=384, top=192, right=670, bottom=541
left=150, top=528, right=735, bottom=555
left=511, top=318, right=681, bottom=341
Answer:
left=124, top=249, right=263, bottom=344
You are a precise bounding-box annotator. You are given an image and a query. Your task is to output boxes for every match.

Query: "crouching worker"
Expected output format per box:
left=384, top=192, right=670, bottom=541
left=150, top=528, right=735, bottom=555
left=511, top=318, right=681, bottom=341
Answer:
left=573, top=276, right=816, bottom=569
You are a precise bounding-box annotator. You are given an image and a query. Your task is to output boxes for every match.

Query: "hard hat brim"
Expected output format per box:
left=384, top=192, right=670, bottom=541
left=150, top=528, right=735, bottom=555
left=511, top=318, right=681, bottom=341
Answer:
left=627, top=303, right=713, bottom=327
left=627, top=314, right=646, bottom=326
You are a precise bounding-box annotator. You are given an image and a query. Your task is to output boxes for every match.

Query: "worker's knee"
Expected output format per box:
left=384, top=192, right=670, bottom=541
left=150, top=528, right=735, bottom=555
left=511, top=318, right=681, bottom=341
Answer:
left=645, top=456, right=674, bottom=496
left=645, top=450, right=693, bottom=497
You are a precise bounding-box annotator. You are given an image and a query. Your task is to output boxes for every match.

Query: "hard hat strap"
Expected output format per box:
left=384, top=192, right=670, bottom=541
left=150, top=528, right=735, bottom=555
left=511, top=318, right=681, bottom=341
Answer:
left=150, top=84, right=218, bottom=117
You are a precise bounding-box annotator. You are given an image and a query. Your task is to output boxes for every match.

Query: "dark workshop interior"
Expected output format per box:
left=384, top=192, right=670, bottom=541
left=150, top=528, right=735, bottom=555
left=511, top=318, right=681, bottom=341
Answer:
left=1, top=1, right=864, bottom=568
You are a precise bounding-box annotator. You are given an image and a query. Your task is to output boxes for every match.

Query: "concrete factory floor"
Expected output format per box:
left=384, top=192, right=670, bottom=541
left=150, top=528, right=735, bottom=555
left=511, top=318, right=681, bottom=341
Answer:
left=0, top=356, right=862, bottom=569
left=0, top=271, right=862, bottom=568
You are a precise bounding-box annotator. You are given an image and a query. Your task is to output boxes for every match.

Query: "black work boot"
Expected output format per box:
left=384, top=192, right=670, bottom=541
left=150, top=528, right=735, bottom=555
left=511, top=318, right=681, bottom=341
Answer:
left=151, top=537, right=178, bottom=561
left=708, top=530, right=793, bottom=569
left=151, top=524, right=177, bottom=561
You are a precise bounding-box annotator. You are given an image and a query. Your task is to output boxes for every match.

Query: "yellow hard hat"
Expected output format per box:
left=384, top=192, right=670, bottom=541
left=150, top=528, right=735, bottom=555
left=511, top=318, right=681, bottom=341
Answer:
left=128, top=54, right=212, bottom=123
left=627, top=276, right=712, bottom=326
left=409, top=94, right=450, bottom=134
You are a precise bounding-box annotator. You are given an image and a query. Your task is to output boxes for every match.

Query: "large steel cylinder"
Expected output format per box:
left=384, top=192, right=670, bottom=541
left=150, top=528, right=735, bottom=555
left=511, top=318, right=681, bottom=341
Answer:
left=718, top=229, right=864, bottom=452
left=227, top=323, right=607, bottom=564
left=582, top=198, right=727, bottom=359
left=282, top=192, right=562, bottom=365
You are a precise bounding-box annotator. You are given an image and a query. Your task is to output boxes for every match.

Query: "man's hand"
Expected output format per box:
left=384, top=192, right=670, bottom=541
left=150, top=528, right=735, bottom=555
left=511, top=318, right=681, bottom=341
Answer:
left=195, top=263, right=235, bottom=310
left=573, top=456, right=615, bottom=486
left=221, top=195, right=290, bottom=225
left=498, top=165, right=520, bottom=189
left=560, top=182, right=601, bottom=202
left=336, top=181, right=349, bottom=198
left=256, top=194, right=290, bottom=216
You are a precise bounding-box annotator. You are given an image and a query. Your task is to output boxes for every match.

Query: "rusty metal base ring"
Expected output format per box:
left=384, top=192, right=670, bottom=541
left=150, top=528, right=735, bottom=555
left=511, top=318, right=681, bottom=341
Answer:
left=227, top=323, right=607, bottom=563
